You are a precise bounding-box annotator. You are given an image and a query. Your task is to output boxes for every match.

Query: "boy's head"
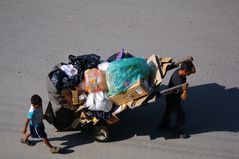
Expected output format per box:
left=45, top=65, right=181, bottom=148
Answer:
left=180, top=61, right=196, bottom=76
left=31, top=94, right=42, bottom=108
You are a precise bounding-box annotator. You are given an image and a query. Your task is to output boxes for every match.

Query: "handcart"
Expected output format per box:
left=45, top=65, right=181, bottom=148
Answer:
left=44, top=54, right=194, bottom=142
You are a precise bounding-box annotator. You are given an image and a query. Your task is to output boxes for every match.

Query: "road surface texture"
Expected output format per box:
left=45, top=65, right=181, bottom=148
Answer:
left=0, top=0, right=238, bottom=159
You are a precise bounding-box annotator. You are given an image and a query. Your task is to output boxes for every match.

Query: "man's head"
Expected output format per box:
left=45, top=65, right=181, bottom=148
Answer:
left=31, top=94, right=42, bottom=108
left=180, top=61, right=196, bottom=76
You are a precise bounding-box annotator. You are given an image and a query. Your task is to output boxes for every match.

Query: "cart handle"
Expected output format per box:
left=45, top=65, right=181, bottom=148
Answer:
left=160, top=83, right=188, bottom=96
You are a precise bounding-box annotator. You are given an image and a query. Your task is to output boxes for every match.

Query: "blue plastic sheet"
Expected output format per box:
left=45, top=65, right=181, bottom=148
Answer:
left=106, top=57, right=149, bottom=96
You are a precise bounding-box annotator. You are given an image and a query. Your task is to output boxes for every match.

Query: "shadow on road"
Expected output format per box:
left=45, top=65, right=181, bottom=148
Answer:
left=48, top=83, right=239, bottom=150
left=49, top=130, right=94, bottom=154
left=186, top=83, right=239, bottom=134
left=110, top=83, right=239, bottom=141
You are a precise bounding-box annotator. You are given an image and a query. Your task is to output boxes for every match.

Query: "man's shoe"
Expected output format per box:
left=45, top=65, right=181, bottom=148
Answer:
left=179, top=132, right=190, bottom=139
left=174, top=126, right=184, bottom=133
left=158, top=124, right=171, bottom=131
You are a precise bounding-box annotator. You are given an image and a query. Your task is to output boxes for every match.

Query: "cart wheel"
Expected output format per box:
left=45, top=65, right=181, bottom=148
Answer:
left=93, top=125, right=110, bottom=142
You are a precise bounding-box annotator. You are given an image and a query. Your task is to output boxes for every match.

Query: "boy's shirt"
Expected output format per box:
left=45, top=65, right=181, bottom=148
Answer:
left=27, top=105, right=44, bottom=127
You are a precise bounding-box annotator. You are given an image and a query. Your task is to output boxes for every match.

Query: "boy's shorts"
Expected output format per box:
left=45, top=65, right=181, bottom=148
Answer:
left=29, top=124, right=47, bottom=139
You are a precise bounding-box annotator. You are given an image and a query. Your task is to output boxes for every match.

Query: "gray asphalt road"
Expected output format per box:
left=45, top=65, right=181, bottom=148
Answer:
left=0, top=0, right=238, bottom=159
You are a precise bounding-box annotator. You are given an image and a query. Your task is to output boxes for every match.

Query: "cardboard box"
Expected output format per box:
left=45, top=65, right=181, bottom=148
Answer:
left=159, top=57, right=173, bottom=77
left=112, top=104, right=128, bottom=115
left=109, top=79, right=149, bottom=106
left=147, top=55, right=174, bottom=86
left=71, top=90, right=79, bottom=105
left=147, top=54, right=163, bottom=86
left=127, top=95, right=149, bottom=109
left=71, top=90, right=84, bottom=106
left=106, top=115, right=120, bottom=125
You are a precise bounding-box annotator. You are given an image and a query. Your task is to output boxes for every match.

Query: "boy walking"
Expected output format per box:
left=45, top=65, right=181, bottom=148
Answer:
left=21, top=94, right=60, bottom=153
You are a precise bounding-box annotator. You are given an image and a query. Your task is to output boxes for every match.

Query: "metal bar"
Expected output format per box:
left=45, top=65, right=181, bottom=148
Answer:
left=160, top=83, right=188, bottom=96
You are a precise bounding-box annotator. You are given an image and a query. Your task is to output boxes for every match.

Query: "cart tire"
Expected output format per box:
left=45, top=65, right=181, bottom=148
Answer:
left=93, top=125, right=110, bottom=142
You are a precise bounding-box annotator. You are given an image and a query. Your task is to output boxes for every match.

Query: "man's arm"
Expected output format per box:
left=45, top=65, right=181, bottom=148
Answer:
left=181, top=83, right=188, bottom=100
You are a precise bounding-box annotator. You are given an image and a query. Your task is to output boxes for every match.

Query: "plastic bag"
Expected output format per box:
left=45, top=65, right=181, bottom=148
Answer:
left=49, top=63, right=82, bottom=91
left=67, top=54, right=101, bottom=84
left=98, top=62, right=110, bottom=71
left=49, top=69, right=68, bottom=91
left=106, top=48, right=134, bottom=62
left=106, top=57, right=149, bottom=96
left=84, top=68, right=108, bottom=93
left=85, top=91, right=112, bottom=112
left=68, top=54, right=100, bottom=70
left=60, top=64, right=78, bottom=77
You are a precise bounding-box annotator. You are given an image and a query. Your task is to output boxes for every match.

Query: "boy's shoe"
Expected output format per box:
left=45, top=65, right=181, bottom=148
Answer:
left=20, top=138, right=35, bottom=146
left=50, top=146, right=60, bottom=154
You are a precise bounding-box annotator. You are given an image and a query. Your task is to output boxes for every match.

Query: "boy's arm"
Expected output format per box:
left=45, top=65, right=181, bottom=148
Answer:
left=22, top=118, right=30, bottom=134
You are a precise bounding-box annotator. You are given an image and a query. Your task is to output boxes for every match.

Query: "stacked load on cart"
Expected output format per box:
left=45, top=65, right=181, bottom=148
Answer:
left=44, top=49, right=193, bottom=141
